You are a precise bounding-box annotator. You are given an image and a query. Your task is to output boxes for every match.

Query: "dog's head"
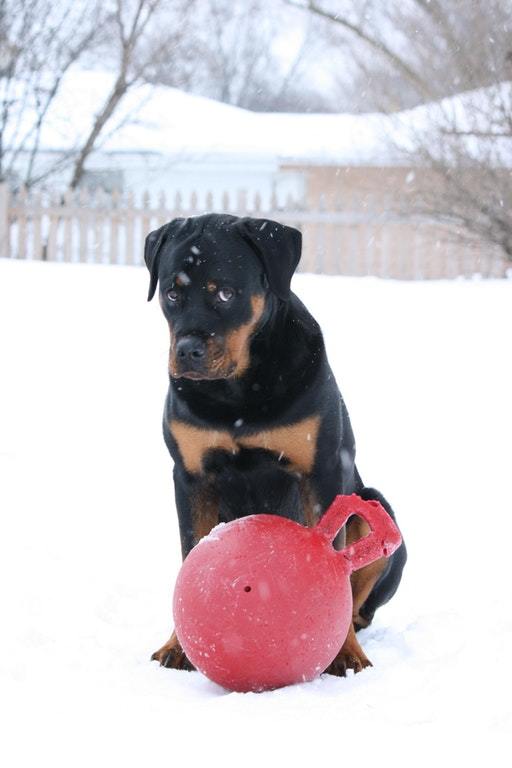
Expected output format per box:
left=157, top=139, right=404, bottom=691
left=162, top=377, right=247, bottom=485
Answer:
left=144, top=214, right=301, bottom=380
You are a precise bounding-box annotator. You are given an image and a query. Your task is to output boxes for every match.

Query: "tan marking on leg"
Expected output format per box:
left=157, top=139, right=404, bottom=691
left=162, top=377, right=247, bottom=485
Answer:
left=350, top=557, right=387, bottom=626
left=353, top=613, right=371, bottom=630
left=325, top=514, right=392, bottom=675
left=346, top=514, right=389, bottom=628
left=191, top=483, right=220, bottom=544
left=345, top=513, right=372, bottom=545
left=170, top=420, right=236, bottom=474
left=151, top=631, right=194, bottom=670
left=299, top=478, right=321, bottom=528
left=324, top=624, right=372, bottom=677
left=238, top=415, right=320, bottom=473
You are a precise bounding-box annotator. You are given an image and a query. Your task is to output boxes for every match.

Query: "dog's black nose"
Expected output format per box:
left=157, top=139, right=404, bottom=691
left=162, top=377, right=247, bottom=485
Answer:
left=176, top=335, right=206, bottom=363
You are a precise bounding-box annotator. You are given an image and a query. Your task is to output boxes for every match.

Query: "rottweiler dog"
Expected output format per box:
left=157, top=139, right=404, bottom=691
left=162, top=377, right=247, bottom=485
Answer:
left=145, top=213, right=406, bottom=676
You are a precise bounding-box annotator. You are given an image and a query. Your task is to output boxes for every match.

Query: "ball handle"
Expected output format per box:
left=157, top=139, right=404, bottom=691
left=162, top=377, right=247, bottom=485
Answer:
left=315, top=494, right=402, bottom=573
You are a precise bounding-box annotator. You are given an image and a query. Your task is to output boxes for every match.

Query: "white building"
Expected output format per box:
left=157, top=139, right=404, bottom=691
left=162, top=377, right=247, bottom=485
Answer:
left=11, top=69, right=404, bottom=205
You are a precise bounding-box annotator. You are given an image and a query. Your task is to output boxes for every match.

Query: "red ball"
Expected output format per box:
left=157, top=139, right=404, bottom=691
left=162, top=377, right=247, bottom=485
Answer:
left=173, top=495, right=401, bottom=692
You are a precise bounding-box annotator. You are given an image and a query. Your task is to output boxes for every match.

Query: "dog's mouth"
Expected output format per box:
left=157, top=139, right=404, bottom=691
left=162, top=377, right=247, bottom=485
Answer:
left=179, top=370, right=206, bottom=380
left=175, top=363, right=237, bottom=381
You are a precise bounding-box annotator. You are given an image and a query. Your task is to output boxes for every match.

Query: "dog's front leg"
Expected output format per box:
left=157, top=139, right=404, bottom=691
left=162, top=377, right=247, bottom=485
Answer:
left=173, top=466, right=221, bottom=559
left=151, top=630, right=195, bottom=670
left=151, top=467, right=220, bottom=670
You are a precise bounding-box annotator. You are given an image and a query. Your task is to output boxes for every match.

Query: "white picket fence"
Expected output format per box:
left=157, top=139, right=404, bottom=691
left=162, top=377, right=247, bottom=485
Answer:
left=1, top=184, right=508, bottom=278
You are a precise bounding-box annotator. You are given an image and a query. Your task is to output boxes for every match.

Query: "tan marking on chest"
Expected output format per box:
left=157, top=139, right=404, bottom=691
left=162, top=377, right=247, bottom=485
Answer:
left=170, top=415, right=320, bottom=475
left=170, top=421, right=236, bottom=474
left=238, top=415, right=320, bottom=473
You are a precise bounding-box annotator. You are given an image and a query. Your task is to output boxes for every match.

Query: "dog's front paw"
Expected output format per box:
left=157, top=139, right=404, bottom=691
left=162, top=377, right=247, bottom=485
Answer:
left=323, top=625, right=372, bottom=677
left=151, top=631, right=195, bottom=671
left=324, top=649, right=372, bottom=677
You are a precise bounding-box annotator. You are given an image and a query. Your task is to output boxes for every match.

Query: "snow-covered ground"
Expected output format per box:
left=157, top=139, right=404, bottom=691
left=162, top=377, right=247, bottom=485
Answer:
left=1, top=258, right=510, bottom=767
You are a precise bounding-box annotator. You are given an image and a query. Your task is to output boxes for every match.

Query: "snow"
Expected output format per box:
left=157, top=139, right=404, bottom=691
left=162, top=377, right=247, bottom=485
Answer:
left=390, top=81, right=512, bottom=165
left=13, top=69, right=512, bottom=173
left=13, top=68, right=396, bottom=165
left=1, top=258, right=511, bottom=766
left=10, top=67, right=512, bottom=177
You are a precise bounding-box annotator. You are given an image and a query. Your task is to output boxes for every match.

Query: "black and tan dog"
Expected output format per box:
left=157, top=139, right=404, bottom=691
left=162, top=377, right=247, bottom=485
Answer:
left=145, top=213, right=406, bottom=676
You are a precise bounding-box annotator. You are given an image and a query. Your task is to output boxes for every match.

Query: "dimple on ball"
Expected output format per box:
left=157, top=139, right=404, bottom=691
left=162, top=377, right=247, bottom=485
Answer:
left=173, top=494, right=402, bottom=692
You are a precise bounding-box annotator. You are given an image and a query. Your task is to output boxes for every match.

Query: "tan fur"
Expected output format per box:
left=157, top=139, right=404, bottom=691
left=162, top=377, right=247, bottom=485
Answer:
left=168, top=294, right=265, bottom=378
left=298, top=477, right=322, bottom=528
left=170, top=414, right=320, bottom=476
left=239, top=415, right=320, bottom=474
left=346, top=514, right=388, bottom=629
left=325, top=515, right=391, bottom=673
left=191, top=484, right=220, bottom=544
left=168, top=325, right=178, bottom=377
left=169, top=421, right=236, bottom=474
left=325, top=624, right=372, bottom=676
left=151, top=631, right=194, bottom=670
left=225, top=295, right=265, bottom=377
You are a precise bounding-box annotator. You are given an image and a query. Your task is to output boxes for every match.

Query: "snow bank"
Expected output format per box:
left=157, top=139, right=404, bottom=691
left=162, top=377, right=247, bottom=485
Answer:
left=0, top=259, right=510, bottom=767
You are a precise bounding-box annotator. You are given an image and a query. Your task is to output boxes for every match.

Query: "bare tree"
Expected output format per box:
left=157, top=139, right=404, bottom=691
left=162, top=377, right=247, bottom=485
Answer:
left=285, top=0, right=512, bottom=112
left=288, top=0, right=512, bottom=263
left=69, top=0, right=194, bottom=189
left=151, top=0, right=337, bottom=113
left=0, top=0, right=106, bottom=188
left=0, top=0, right=194, bottom=190
left=399, top=85, right=512, bottom=260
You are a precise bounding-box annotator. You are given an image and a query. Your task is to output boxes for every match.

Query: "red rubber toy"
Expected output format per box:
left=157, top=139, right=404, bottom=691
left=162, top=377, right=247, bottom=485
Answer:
left=173, top=494, right=402, bottom=692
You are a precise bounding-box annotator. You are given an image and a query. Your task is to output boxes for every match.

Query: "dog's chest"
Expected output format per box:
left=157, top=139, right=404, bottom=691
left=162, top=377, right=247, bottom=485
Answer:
left=170, top=416, right=320, bottom=475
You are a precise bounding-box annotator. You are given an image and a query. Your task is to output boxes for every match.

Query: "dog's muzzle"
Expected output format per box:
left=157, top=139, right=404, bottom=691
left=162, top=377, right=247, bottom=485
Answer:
left=175, top=334, right=208, bottom=377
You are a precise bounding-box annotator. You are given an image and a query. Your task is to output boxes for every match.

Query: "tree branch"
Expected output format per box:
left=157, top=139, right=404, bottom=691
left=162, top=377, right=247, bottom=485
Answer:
left=283, top=0, right=437, bottom=102
left=69, top=0, right=164, bottom=189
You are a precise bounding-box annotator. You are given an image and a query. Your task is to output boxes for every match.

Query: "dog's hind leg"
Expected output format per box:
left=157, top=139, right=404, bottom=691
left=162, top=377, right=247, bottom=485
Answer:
left=325, top=486, right=406, bottom=676
left=351, top=487, right=407, bottom=630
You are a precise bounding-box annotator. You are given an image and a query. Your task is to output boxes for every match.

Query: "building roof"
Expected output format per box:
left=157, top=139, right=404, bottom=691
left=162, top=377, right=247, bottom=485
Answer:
left=21, top=69, right=512, bottom=167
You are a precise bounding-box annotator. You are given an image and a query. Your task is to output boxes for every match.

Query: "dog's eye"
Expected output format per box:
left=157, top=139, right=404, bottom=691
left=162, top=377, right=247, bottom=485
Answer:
left=218, top=287, right=234, bottom=303
left=167, top=289, right=179, bottom=303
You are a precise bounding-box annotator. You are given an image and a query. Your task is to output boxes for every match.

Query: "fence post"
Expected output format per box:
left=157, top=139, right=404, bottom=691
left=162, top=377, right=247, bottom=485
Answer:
left=0, top=183, right=10, bottom=258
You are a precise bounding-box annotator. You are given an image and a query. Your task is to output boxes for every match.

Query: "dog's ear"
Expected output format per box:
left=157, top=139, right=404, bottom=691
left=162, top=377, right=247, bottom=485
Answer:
left=236, top=218, right=302, bottom=301
left=144, top=219, right=186, bottom=301
left=144, top=223, right=171, bottom=301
